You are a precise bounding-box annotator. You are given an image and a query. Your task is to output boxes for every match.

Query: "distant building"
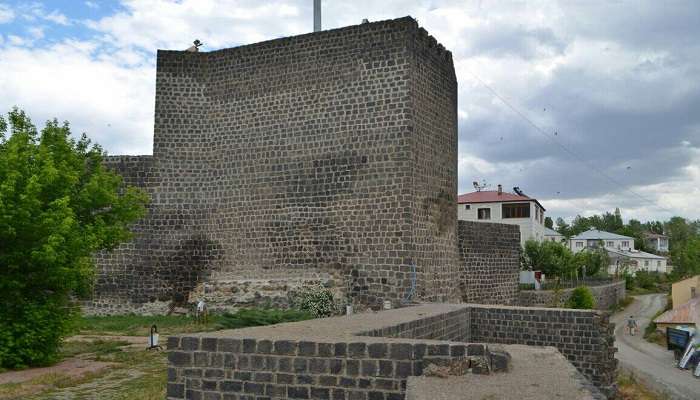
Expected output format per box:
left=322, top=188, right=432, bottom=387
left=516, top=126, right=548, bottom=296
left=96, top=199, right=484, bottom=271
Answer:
left=655, top=277, right=699, bottom=331
left=569, top=228, right=668, bottom=275
left=671, top=275, right=700, bottom=308
left=654, top=297, right=699, bottom=332
left=569, top=228, right=634, bottom=254
left=544, top=227, right=566, bottom=243
left=643, top=232, right=669, bottom=253
left=457, top=185, right=546, bottom=246
left=607, top=248, right=668, bottom=275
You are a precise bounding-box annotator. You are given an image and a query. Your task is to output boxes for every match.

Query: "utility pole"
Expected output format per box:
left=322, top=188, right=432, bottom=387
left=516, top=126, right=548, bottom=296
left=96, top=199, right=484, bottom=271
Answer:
left=314, top=0, right=321, bottom=32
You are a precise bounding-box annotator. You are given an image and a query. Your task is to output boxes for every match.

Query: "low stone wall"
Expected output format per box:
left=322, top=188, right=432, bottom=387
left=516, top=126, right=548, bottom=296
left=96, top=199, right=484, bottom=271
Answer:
left=167, top=305, right=502, bottom=400
left=166, top=303, right=614, bottom=399
left=469, top=304, right=617, bottom=397
left=517, top=280, right=626, bottom=311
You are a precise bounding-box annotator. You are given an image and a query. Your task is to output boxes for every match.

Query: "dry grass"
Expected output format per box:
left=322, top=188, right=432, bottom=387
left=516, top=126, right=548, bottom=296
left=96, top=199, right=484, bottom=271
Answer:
left=617, top=371, right=669, bottom=400
left=0, top=338, right=166, bottom=400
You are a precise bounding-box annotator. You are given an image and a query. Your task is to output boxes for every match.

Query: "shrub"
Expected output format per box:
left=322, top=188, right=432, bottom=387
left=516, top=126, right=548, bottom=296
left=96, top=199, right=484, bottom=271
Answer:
left=566, top=286, right=596, bottom=309
left=218, top=308, right=312, bottom=329
left=523, top=239, right=576, bottom=279
left=291, top=286, right=337, bottom=318
left=0, top=109, right=148, bottom=369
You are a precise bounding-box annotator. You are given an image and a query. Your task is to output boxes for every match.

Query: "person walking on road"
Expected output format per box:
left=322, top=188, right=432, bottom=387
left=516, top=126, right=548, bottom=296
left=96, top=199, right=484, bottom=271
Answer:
left=627, top=315, right=638, bottom=336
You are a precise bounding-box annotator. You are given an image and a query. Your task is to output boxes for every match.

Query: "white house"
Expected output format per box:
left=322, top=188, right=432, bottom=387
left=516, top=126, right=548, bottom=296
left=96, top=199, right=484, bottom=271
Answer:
left=569, top=228, right=668, bottom=275
left=544, top=227, right=566, bottom=243
left=643, top=232, right=669, bottom=253
left=457, top=185, right=546, bottom=246
left=569, top=228, right=635, bottom=254
left=607, top=248, right=668, bottom=275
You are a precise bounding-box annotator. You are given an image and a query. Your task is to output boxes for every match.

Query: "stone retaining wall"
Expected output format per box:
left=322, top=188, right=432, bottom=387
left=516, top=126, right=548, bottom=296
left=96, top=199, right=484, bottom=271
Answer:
left=469, top=304, right=617, bottom=397
left=166, top=303, right=615, bottom=399
left=167, top=305, right=501, bottom=400
left=517, top=280, right=626, bottom=311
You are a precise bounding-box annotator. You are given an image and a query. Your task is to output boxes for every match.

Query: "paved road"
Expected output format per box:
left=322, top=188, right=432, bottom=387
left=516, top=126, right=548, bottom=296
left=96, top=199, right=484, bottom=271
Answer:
left=612, top=294, right=700, bottom=399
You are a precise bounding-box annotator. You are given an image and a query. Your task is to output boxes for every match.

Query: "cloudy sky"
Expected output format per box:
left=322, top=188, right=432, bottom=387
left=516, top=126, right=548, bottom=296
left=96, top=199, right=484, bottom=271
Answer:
left=1, top=1, right=698, bottom=222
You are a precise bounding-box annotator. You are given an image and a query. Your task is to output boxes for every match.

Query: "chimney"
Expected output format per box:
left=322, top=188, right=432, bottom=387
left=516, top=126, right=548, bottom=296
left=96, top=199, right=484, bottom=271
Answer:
left=313, top=0, right=321, bottom=32
left=497, top=184, right=502, bottom=195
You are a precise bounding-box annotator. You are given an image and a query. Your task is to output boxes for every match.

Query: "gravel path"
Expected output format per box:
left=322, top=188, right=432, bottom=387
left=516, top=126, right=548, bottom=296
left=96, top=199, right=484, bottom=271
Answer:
left=612, top=294, right=700, bottom=399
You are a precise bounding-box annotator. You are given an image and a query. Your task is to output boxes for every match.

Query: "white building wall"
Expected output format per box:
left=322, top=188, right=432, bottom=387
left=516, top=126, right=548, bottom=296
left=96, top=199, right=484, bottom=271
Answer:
left=456, top=200, right=545, bottom=246
left=608, top=256, right=667, bottom=275
left=570, top=238, right=634, bottom=253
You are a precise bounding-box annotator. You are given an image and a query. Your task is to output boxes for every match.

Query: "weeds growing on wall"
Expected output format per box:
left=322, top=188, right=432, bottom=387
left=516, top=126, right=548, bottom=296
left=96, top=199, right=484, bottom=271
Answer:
left=566, top=286, right=596, bottom=309
left=290, top=286, right=338, bottom=318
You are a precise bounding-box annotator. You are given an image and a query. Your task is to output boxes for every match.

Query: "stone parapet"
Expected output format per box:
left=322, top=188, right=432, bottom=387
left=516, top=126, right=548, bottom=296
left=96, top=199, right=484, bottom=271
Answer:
left=165, top=303, right=614, bottom=399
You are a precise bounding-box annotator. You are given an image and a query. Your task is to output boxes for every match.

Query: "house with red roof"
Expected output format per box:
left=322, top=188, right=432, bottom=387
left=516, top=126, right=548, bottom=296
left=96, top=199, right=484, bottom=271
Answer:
left=457, top=185, right=546, bottom=246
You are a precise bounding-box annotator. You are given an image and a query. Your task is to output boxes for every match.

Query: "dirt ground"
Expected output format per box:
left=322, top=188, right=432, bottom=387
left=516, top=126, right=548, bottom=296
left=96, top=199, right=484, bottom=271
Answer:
left=0, top=336, right=166, bottom=400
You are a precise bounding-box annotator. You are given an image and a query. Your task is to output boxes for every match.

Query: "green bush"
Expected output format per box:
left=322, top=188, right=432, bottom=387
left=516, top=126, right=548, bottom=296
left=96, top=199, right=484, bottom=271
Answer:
left=623, top=272, right=637, bottom=290
left=291, top=286, right=337, bottom=318
left=634, top=271, right=656, bottom=290
left=218, top=308, right=312, bottom=329
left=566, top=286, right=596, bottom=309
left=0, top=109, right=148, bottom=369
left=522, top=239, right=576, bottom=279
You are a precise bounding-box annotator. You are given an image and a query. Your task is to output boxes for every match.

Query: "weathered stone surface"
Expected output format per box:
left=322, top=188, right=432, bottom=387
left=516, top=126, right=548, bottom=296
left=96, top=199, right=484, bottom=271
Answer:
left=517, top=280, right=626, bottom=310
left=457, top=220, right=520, bottom=305
left=87, top=16, right=469, bottom=314
left=165, top=304, right=612, bottom=400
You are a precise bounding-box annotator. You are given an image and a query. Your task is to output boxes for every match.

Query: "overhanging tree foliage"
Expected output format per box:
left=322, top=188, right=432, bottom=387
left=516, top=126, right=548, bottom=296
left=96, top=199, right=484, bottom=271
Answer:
left=0, top=109, right=148, bottom=368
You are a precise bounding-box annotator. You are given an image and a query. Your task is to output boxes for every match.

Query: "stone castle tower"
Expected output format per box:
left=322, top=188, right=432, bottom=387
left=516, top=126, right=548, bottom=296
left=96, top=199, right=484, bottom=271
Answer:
left=90, top=17, right=520, bottom=314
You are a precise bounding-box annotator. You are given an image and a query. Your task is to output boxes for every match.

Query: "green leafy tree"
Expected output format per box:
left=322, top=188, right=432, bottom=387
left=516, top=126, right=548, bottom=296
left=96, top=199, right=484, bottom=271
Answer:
left=566, top=286, right=596, bottom=309
left=544, top=216, right=554, bottom=229
left=671, top=237, right=700, bottom=279
left=555, top=217, right=572, bottom=237
left=523, top=239, right=576, bottom=279
left=573, top=247, right=610, bottom=277
left=0, top=109, right=148, bottom=368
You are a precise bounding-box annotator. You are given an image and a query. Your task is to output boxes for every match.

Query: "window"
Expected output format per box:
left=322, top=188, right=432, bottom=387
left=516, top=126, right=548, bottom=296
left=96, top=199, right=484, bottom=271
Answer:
left=464, top=204, right=470, bottom=210
left=502, top=203, right=530, bottom=218
left=606, top=241, right=614, bottom=247
left=644, top=260, right=649, bottom=267
left=477, top=208, right=491, bottom=220
left=621, top=241, right=629, bottom=247
left=657, top=261, right=661, bottom=267
left=576, top=241, right=584, bottom=248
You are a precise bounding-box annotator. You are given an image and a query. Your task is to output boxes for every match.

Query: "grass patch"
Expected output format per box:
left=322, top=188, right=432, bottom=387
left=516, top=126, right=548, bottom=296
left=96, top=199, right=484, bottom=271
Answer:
left=0, top=369, right=112, bottom=400
left=617, top=371, right=669, bottom=400
left=59, top=339, right=130, bottom=359
left=77, top=307, right=315, bottom=336
left=76, top=314, right=223, bottom=336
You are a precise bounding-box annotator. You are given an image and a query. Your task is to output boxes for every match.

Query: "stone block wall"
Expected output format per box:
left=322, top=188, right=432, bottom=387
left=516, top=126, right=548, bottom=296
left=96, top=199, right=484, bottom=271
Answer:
left=469, top=304, right=617, bottom=397
left=517, top=280, right=626, bottom=311
left=165, top=304, right=615, bottom=399
left=457, top=221, right=520, bottom=305
left=90, top=17, right=465, bottom=314
left=165, top=305, right=501, bottom=400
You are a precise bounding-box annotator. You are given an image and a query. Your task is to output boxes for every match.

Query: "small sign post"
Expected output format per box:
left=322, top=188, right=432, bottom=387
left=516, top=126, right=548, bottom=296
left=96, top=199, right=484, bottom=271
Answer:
left=148, top=324, right=162, bottom=350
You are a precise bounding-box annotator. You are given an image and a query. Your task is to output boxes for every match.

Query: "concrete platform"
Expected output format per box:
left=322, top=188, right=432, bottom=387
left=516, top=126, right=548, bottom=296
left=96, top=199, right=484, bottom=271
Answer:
left=407, top=345, right=604, bottom=400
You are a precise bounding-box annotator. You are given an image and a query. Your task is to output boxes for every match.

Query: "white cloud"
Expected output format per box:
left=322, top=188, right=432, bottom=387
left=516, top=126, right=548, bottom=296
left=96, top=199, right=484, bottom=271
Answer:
left=0, top=4, right=13, bottom=24
left=0, top=0, right=697, bottom=222
left=0, top=40, right=154, bottom=155
left=44, top=10, right=70, bottom=26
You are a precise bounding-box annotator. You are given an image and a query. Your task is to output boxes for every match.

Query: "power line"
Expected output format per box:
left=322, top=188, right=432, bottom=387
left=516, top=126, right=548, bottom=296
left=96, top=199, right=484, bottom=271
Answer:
left=465, top=69, right=675, bottom=215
